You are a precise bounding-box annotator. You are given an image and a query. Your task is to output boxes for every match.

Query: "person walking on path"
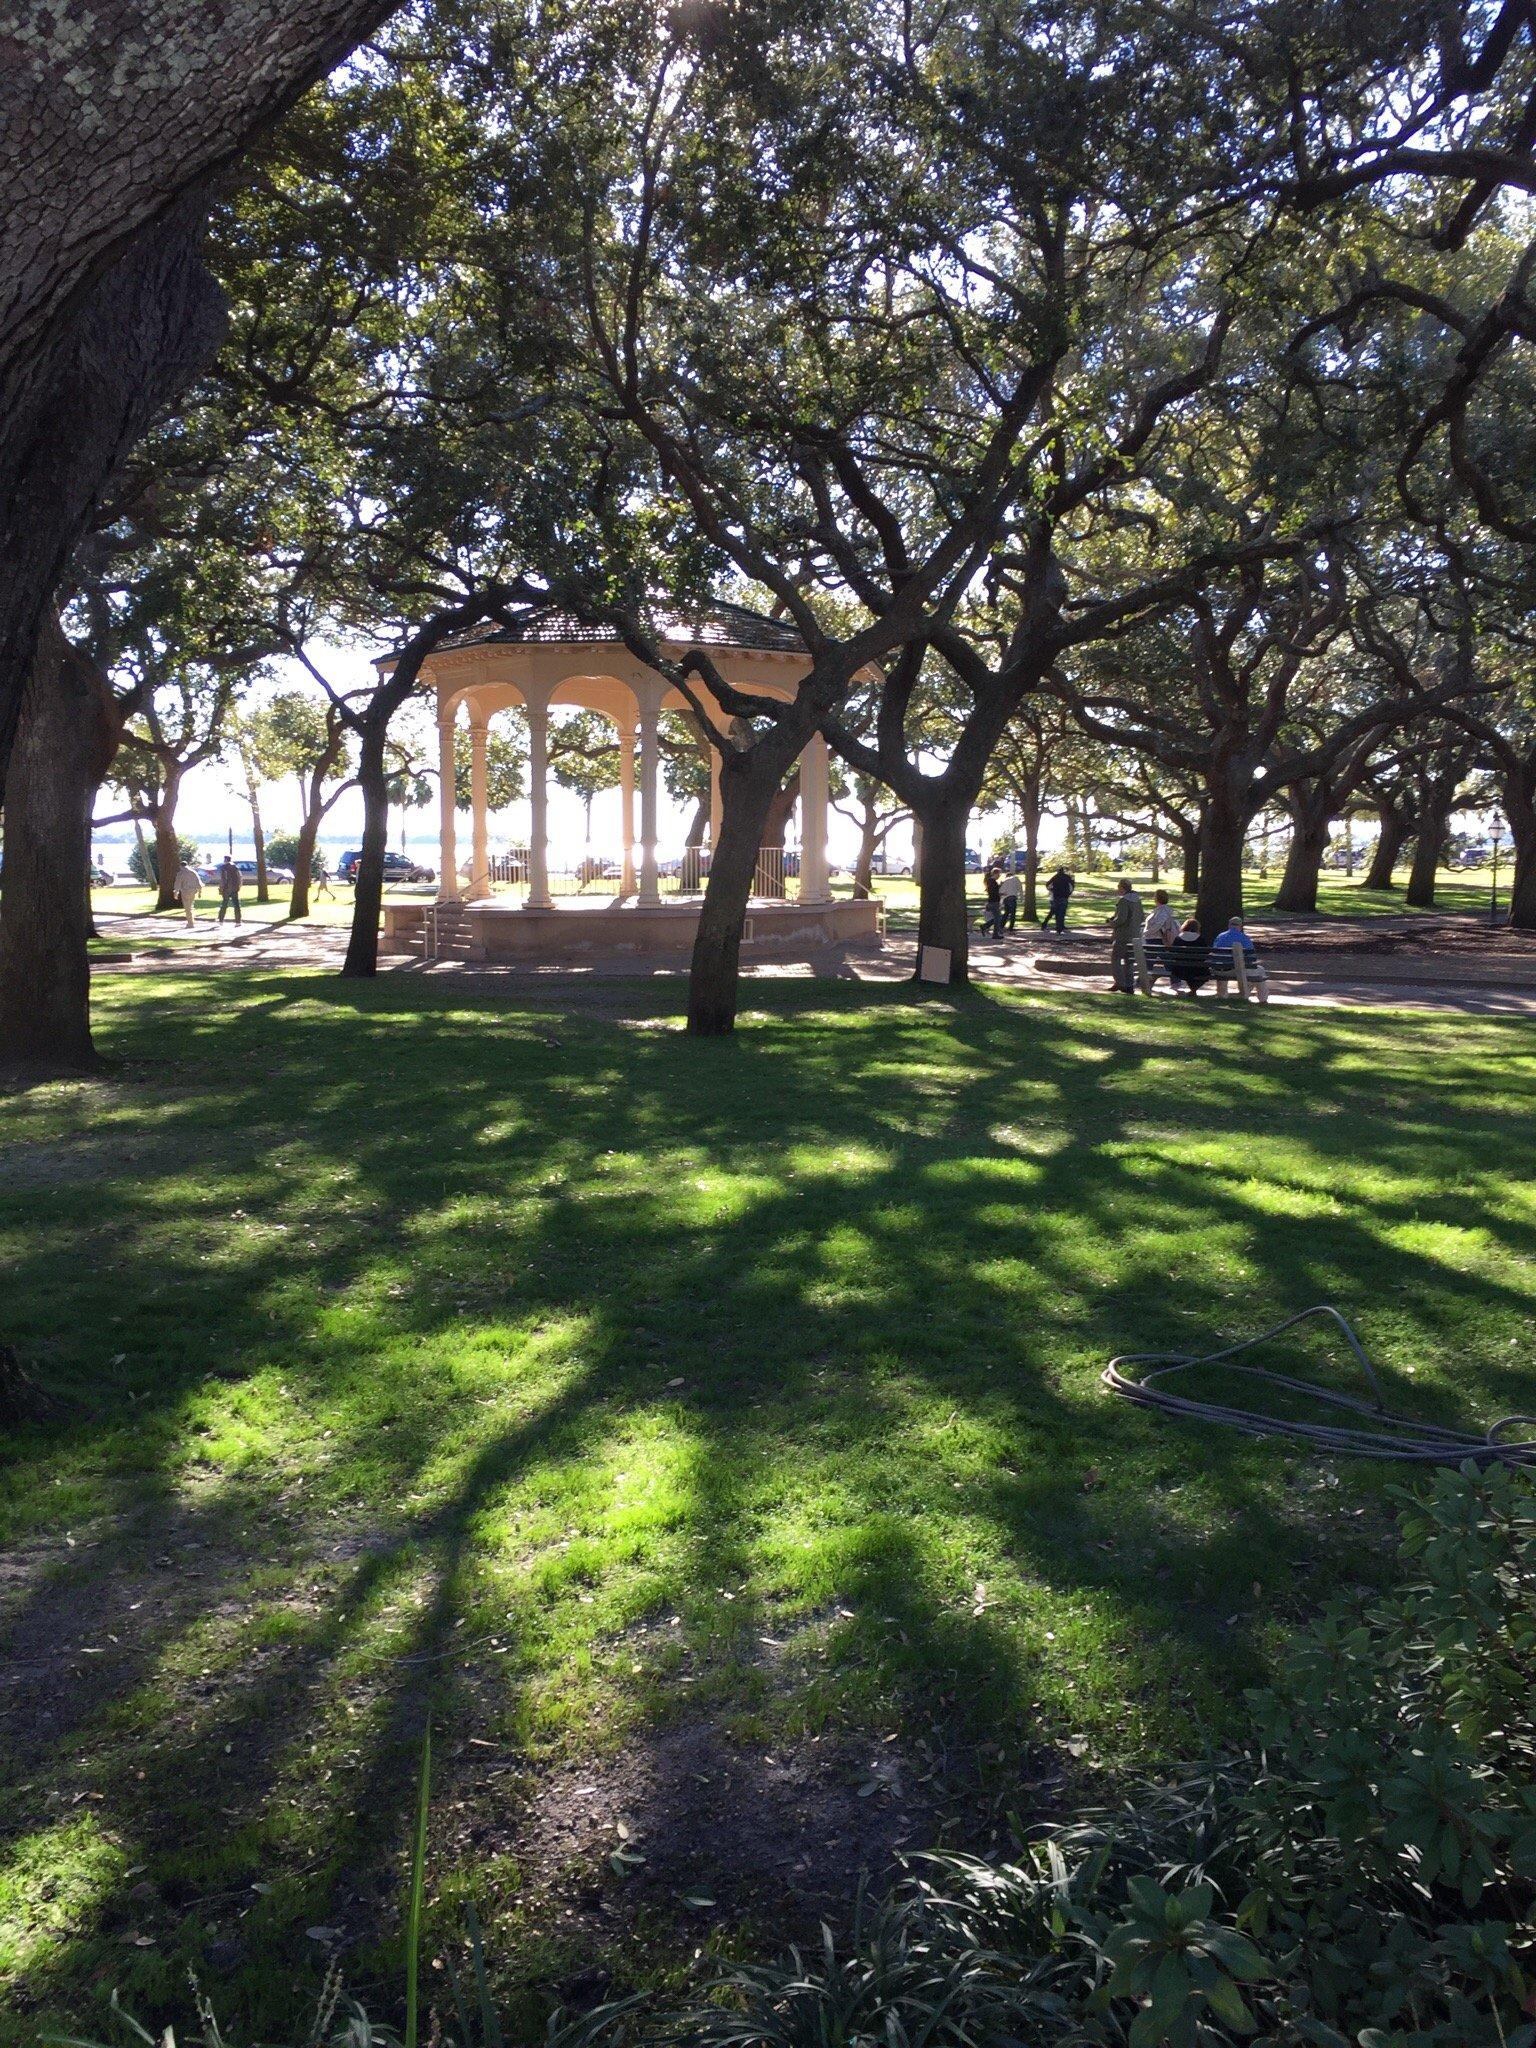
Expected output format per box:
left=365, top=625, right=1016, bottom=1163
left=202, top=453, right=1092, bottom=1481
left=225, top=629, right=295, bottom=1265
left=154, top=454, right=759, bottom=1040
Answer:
left=1042, top=865, right=1075, bottom=934
left=173, top=860, right=203, bottom=927
left=980, top=862, right=1004, bottom=937
left=313, top=850, right=334, bottom=900
left=999, top=865, right=1022, bottom=932
left=217, top=855, right=243, bottom=925
left=1109, top=876, right=1144, bottom=993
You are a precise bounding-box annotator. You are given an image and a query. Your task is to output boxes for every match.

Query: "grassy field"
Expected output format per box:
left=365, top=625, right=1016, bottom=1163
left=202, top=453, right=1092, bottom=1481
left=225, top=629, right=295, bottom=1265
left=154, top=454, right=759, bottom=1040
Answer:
left=3, top=971, right=1535, bottom=2040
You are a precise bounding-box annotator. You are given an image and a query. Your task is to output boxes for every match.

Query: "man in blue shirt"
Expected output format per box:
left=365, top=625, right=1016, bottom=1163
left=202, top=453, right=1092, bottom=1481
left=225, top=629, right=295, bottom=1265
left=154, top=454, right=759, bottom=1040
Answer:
left=1213, top=916, right=1269, bottom=1001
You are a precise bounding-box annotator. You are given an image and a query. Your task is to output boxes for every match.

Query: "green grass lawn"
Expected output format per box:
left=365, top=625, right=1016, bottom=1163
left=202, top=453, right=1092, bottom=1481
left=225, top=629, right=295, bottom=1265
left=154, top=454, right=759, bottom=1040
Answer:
left=3, top=971, right=1535, bottom=2041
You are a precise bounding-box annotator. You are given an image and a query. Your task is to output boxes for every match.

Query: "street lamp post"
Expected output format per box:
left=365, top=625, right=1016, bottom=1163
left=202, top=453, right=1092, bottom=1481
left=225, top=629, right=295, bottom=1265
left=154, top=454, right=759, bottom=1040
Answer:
left=1490, top=819, right=1504, bottom=927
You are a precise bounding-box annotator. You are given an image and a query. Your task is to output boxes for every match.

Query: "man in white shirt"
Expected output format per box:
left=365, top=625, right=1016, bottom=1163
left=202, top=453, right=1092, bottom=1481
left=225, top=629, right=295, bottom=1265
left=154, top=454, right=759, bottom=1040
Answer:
left=998, top=866, right=1022, bottom=932
left=1143, top=889, right=1179, bottom=948
left=173, top=861, right=203, bottom=927
left=1140, top=888, right=1180, bottom=990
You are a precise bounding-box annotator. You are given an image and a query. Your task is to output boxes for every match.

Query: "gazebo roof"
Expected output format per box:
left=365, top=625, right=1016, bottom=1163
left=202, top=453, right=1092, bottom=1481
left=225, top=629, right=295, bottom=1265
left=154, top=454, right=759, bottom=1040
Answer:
left=435, top=599, right=806, bottom=658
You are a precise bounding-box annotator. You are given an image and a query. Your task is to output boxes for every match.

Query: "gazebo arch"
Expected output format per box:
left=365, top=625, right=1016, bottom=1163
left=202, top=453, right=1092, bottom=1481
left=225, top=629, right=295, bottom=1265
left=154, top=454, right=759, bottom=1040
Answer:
left=378, top=603, right=879, bottom=965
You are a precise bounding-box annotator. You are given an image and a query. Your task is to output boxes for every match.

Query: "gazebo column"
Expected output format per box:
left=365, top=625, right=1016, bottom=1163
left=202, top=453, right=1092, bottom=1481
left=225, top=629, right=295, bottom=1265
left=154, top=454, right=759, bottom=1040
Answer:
left=525, top=693, right=553, bottom=910
left=799, top=731, right=832, bottom=903
left=637, top=684, right=663, bottom=906
left=709, top=748, right=723, bottom=848
left=619, top=725, right=637, bottom=895
left=437, top=698, right=461, bottom=903
left=467, top=714, right=491, bottom=900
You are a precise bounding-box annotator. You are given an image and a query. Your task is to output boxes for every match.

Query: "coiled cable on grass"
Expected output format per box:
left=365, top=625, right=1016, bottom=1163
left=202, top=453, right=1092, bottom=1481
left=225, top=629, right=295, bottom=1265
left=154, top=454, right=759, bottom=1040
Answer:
left=1102, top=1304, right=1536, bottom=1464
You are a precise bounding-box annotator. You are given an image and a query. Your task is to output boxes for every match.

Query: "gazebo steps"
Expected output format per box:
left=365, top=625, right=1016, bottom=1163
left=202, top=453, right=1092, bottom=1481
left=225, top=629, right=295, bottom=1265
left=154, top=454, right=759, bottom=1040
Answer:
left=416, top=904, right=483, bottom=963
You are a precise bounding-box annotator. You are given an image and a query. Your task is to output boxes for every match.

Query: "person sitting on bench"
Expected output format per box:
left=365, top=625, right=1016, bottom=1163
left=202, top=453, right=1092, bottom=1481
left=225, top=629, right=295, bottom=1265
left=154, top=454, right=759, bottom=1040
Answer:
left=1212, top=915, right=1269, bottom=1001
left=1142, top=889, right=1179, bottom=985
left=1167, top=916, right=1208, bottom=995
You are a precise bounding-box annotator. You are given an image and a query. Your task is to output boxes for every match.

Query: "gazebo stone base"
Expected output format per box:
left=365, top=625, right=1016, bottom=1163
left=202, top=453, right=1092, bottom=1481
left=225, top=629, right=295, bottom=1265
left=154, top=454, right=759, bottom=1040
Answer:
left=381, top=895, right=882, bottom=965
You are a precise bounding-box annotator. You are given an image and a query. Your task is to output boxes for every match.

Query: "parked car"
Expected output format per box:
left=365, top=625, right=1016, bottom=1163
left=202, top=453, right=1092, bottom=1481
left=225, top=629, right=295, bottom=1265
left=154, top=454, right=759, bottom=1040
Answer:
left=963, top=848, right=983, bottom=872
left=337, top=849, right=436, bottom=884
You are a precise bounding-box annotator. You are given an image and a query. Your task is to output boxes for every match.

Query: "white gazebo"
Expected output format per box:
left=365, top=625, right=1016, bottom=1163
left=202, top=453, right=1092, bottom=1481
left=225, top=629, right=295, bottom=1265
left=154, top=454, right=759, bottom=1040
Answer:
left=378, top=603, right=882, bottom=964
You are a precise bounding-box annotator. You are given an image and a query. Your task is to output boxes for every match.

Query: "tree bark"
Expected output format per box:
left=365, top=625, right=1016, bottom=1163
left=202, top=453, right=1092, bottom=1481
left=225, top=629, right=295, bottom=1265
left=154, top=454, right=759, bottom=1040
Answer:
left=0, top=627, right=108, bottom=1072
left=1363, top=804, right=1411, bottom=891
left=1273, top=787, right=1331, bottom=914
left=851, top=798, right=879, bottom=900
left=291, top=810, right=319, bottom=921
left=150, top=764, right=185, bottom=911
left=0, top=199, right=227, bottom=804
left=687, top=748, right=791, bottom=1035
left=1018, top=776, right=1042, bottom=921
left=913, top=797, right=974, bottom=984
left=342, top=723, right=391, bottom=977
left=1507, top=811, right=1536, bottom=931
left=1180, top=817, right=1201, bottom=896
left=0, top=0, right=397, bottom=794
left=1194, top=796, right=1249, bottom=936
left=1405, top=799, right=1449, bottom=908
left=237, top=742, right=270, bottom=902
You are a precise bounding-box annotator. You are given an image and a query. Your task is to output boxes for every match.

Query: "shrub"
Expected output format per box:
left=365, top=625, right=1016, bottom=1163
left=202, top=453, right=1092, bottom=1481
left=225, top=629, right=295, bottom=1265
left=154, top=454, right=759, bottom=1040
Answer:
left=127, top=835, right=200, bottom=886
left=263, top=833, right=304, bottom=871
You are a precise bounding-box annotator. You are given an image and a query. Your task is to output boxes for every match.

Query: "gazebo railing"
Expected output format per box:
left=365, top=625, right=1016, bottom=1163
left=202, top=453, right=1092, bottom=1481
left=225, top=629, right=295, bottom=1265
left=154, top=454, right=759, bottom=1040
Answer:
left=479, top=846, right=805, bottom=901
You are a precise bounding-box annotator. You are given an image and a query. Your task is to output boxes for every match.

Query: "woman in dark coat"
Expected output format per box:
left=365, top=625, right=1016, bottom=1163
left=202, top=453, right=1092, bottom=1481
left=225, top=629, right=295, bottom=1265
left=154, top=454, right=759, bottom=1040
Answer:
left=1167, top=917, right=1208, bottom=995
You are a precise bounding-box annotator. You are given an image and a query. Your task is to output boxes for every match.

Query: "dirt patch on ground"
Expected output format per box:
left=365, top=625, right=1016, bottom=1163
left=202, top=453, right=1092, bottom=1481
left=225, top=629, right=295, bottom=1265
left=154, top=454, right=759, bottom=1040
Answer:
left=446, top=1716, right=987, bottom=1963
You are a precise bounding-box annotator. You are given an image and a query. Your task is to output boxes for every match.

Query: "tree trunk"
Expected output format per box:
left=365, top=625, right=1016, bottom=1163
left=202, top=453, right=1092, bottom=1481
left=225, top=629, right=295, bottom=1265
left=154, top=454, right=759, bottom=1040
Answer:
left=0, top=200, right=227, bottom=805
left=1405, top=798, right=1449, bottom=908
left=239, top=743, right=270, bottom=902
left=151, top=764, right=184, bottom=911
left=1195, top=798, right=1248, bottom=936
left=913, top=795, right=974, bottom=985
left=1501, top=775, right=1536, bottom=931
left=342, top=723, right=391, bottom=977
left=1180, top=818, right=1200, bottom=896
left=687, top=748, right=793, bottom=1035
left=1016, top=769, right=1043, bottom=921
left=291, top=808, right=319, bottom=921
left=1507, top=824, right=1536, bottom=931
left=0, top=0, right=398, bottom=796
left=1363, top=805, right=1410, bottom=891
left=684, top=795, right=708, bottom=849
left=1273, top=796, right=1330, bottom=915
left=852, top=800, right=879, bottom=900
left=0, top=629, right=105, bottom=1072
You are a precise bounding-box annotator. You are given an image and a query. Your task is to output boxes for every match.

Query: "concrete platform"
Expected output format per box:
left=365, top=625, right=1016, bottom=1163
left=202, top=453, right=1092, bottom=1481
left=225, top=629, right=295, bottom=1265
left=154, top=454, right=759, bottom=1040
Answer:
left=380, top=894, right=883, bottom=963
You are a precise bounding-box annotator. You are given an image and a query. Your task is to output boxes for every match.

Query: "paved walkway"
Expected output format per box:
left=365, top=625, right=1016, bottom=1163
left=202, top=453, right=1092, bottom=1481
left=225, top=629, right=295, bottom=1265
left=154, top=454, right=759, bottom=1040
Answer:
left=91, top=909, right=1536, bottom=1016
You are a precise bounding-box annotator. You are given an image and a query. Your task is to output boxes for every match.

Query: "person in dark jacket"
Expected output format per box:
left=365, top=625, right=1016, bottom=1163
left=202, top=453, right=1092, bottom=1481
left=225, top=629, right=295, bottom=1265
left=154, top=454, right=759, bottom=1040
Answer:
left=979, top=863, right=1004, bottom=936
left=217, top=855, right=243, bottom=925
left=1042, top=866, right=1075, bottom=934
left=1167, top=917, right=1208, bottom=995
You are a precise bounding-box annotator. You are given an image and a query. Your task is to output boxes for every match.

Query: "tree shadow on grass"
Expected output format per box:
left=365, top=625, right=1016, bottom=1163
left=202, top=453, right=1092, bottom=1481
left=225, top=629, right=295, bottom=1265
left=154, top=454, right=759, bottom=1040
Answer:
left=3, top=971, right=1535, bottom=2034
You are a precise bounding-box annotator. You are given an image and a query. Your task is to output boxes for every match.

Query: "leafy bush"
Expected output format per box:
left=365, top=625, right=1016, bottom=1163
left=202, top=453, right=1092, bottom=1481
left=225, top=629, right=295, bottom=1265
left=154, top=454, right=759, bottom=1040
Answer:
left=127, top=835, right=200, bottom=886
left=264, top=834, right=304, bottom=871
left=57, top=1464, right=1536, bottom=2048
